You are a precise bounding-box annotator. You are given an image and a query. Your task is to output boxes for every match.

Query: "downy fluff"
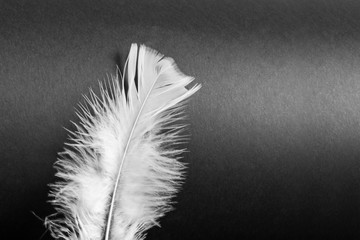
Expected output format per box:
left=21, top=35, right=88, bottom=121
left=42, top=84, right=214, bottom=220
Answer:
left=46, top=43, right=201, bottom=240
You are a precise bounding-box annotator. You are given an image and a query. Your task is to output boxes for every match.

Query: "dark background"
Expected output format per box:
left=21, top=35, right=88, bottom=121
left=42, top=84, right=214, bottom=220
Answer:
left=2, top=0, right=360, bottom=239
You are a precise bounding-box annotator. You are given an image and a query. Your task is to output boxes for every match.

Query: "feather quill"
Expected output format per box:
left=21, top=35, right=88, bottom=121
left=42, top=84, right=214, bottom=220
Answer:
left=45, top=43, right=200, bottom=240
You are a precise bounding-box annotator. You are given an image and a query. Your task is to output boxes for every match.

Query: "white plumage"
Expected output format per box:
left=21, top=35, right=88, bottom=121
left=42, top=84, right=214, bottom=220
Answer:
left=46, top=44, right=200, bottom=240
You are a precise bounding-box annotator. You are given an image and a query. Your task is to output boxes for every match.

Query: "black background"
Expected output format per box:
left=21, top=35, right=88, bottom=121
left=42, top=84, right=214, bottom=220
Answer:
left=2, top=0, right=360, bottom=239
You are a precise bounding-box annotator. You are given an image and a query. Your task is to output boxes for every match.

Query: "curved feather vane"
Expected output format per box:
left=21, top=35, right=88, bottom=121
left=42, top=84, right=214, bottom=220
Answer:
left=45, top=44, right=201, bottom=240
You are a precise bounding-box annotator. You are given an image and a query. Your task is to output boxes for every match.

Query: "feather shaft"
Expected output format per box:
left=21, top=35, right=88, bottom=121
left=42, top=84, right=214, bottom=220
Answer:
left=104, top=57, right=159, bottom=240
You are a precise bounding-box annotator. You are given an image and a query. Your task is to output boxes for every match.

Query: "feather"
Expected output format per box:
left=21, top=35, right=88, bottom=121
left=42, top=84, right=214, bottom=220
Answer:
left=45, top=43, right=201, bottom=240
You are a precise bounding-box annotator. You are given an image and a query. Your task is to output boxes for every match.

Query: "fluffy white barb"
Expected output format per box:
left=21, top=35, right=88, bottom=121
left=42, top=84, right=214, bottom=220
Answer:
left=46, top=44, right=201, bottom=240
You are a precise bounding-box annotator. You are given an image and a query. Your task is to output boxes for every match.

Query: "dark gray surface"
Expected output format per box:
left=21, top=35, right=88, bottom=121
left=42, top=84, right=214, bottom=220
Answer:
left=2, top=0, right=360, bottom=239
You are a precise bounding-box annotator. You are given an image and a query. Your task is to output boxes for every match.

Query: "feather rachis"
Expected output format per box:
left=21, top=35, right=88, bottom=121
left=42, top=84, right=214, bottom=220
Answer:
left=46, top=44, right=200, bottom=240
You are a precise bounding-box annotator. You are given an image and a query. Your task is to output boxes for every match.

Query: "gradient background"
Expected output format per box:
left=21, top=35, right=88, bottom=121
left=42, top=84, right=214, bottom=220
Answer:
left=2, top=0, right=360, bottom=239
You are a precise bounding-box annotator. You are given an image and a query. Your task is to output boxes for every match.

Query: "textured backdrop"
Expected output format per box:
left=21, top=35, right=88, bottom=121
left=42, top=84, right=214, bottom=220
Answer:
left=1, top=0, right=360, bottom=239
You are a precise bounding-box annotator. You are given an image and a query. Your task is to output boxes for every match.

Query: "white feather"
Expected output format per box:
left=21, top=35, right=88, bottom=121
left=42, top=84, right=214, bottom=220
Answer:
left=45, top=43, right=201, bottom=240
